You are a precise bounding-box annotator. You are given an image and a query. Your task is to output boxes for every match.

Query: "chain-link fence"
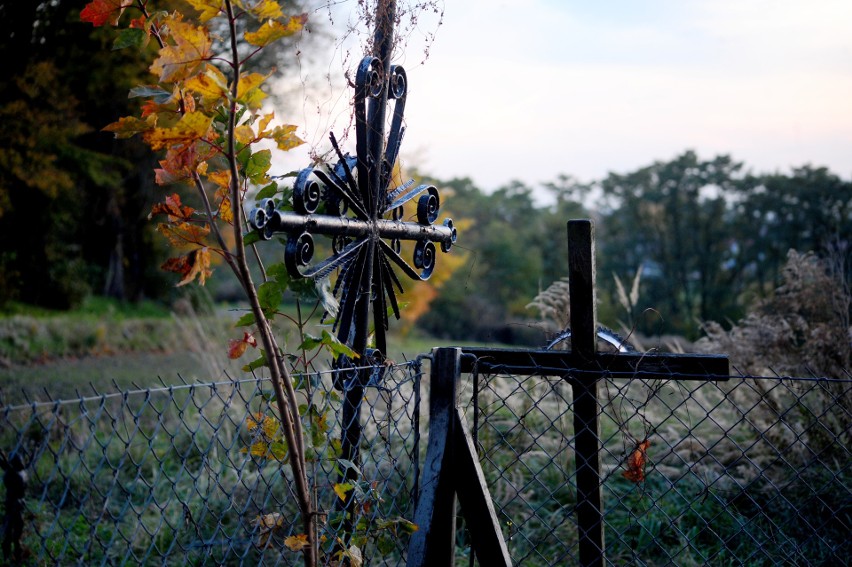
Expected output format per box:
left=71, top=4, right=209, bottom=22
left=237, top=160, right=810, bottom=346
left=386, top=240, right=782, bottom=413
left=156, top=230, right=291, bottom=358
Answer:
left=0, top=361, right=423, bottom=566
left=466, top=368, right=852, bottom=566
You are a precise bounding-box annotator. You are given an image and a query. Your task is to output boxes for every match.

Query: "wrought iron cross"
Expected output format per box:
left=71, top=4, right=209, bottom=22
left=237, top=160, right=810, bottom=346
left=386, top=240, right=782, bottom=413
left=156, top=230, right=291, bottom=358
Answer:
left=248, top=1, right=456, bottom=360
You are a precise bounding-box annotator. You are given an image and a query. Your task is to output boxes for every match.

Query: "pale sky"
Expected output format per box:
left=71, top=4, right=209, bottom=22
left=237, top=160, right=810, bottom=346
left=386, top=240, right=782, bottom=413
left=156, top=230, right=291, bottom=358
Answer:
left=276, top=0, right=852, bottom=198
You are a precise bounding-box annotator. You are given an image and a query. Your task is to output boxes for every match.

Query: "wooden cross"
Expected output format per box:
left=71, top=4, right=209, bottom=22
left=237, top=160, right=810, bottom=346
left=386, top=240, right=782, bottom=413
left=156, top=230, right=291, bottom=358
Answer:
left=409, top=219, right=729, bottom=567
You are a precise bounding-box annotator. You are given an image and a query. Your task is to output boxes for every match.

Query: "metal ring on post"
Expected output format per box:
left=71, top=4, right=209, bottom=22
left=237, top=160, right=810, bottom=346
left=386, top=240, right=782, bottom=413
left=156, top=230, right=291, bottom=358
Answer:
left=441, top=219, right=457, bottom=252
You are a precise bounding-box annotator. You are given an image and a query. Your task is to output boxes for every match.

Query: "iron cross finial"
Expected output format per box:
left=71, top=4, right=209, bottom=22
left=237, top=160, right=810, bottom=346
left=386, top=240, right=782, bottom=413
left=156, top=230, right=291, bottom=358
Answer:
left=248, top=9, right=457, bottom=357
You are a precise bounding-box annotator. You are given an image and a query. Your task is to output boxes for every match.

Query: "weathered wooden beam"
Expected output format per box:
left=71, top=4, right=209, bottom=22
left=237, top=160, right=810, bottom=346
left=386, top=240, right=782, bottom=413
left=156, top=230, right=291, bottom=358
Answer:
left=453, top=407, right=512, bottom=567
left=457, top=348, right=730, bottom=379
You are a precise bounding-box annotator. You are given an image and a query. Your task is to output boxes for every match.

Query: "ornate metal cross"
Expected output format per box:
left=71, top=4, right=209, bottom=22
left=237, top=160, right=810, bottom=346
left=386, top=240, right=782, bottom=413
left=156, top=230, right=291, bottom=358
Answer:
left=248, top=1, right=456, bottom=360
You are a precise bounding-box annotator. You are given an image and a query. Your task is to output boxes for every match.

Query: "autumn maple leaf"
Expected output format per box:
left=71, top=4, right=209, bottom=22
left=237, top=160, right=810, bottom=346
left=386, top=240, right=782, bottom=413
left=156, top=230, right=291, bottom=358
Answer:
left=80, top=0, right=133, bottom=27
left=160, top=247, right=212, bottom=286
left=150, top=17, right=213, bottom=83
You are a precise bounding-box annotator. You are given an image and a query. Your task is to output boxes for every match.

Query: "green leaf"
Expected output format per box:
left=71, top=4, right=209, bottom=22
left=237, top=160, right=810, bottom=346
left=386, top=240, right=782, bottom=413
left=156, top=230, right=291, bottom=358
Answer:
left=243, top=231, right=260, bottom=246
left=321, top=330, right=358, bottom=359
left=242, top=350, right=268, bottom=372
left=288, top=276, right=316, bottom=297
left=128, top=85, right=173, bottom=103
left=257, top=281, right=283, bottom=312
left=377, top=534, right=395, bottom=555
left=256, top=182, right=278, bottom=200
left=266, top=262, right=289, bottom=285
left=297, top=333, right=322, bottom=351
left=246, top=149, right=272, bottom=183
left=112, top=28, right=147, bottom=50
left=234, top=312, right=255, bottom=327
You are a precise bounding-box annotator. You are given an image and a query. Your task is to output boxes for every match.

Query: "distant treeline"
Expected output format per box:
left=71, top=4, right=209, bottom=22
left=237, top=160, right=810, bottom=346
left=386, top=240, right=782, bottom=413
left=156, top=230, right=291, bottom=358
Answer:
left=416, top=152, right=851, bottom=341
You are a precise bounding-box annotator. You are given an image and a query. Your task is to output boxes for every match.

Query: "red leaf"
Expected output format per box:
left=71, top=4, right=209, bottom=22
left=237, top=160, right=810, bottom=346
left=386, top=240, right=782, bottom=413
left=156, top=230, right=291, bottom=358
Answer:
left=80, top=0, right=132, bottom=27
left=243, top=331, right=258, bottom=348
left=622, top=439, right=651, bottom=483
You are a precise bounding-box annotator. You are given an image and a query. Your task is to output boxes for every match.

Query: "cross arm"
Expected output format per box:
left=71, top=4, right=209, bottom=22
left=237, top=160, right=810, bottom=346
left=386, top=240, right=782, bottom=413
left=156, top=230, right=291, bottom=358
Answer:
left=458, top=347, right=730, bottom=380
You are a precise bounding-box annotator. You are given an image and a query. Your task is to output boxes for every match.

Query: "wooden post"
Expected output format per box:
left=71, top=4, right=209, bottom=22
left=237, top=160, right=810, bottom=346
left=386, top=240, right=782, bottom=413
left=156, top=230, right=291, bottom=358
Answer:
left=568, top=220, right=605, bottom=567
left=408, top=347, right=460, bottom=566
left=408, top=348, right=513, bottom=567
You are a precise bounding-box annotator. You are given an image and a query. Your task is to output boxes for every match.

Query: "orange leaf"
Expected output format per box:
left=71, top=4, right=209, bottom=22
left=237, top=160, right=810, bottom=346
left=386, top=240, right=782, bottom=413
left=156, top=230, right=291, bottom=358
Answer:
left=228, top=332, right=257, bottom=359
left=622, top=439, right=651, bottom=483
left=160, top=248, right=212, bottom=286
left=157, top=222, right=210, bottom=248
left=81, top=0, right=132, bottom=27
left=207, top=170, right=231, bottom=189
left=284, top=533, right=309, bottom=551
left=150, top=17, right=213, bottom=83
left=150, top=193, right=195, bottom=222
left=228, top=338, right=248, bottom=359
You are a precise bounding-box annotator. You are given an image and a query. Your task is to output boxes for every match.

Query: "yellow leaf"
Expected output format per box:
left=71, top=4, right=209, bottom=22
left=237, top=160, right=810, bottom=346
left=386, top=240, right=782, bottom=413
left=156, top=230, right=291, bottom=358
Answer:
left=150, top=17, right=213, bottom=83
left=144, top=111, right=213, bottom=150
left=185, top=0, right=224, bottom=23
left=244, top=15, right=306, bottom=47
left=215, top=187, right=234, bottom=224
left=250, top=0, right=284, bottom=20
left=257, top=112, right=275, bottom=136
left=235, top=124, right=255, bottom=144
left=246, top=412, right=280, bottom=439
left=284, top=534, right=309, bottom=552
left=185, top=66, right=228, bottom=106
left=207, top=170, right=231, bottom=189
left=270, top=124, right=304, bottom=151
left=333, top=482, right=354, bottom=502
left=236, top=73, right=268, bottom=110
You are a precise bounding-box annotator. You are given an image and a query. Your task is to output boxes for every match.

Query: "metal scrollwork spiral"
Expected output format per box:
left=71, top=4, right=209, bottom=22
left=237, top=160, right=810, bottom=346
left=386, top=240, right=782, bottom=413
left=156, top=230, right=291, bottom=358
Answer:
left=285, top=232, right=314, bottom=275
left=388, top=65, right=407, bottom=99
left=413, top=240, right=436, bottom=279
left=294, top=169, right=322, bottom=215
left=417, top=187, right=440, bottom=225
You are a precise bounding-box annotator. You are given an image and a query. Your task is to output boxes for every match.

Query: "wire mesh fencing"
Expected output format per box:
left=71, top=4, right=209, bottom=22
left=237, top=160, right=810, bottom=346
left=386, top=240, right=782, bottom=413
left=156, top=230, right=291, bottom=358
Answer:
left=466, top=368, right=852, bottom=566
left=0, top=360, right=423, bottom=566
